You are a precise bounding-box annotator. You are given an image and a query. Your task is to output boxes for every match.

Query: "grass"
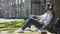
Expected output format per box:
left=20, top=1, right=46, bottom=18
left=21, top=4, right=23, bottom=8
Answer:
left=0, top=19, right=26, bottom=32
left=0, top=19, right=52, bottom=34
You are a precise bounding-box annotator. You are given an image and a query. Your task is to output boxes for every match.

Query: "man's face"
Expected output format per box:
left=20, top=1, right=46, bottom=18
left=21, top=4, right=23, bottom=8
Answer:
left=45, top=4, right=49, bottom=11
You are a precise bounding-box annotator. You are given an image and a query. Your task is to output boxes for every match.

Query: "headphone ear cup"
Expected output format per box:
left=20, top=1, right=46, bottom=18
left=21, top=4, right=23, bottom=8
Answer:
left=49, top=6, right=52, bottom=9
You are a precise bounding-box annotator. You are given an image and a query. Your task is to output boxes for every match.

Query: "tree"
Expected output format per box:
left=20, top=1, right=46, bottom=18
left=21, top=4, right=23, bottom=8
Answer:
left=53, top=0, right=60, bottom=17
left=46, top=0, right=60, bottom=33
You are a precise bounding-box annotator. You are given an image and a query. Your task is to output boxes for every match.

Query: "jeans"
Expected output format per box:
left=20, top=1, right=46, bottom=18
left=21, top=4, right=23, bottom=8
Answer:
left=22, top=18, right=43, bottom=30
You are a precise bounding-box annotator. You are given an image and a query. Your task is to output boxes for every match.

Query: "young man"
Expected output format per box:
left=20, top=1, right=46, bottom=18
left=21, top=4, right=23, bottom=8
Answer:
left=15, top=3, right=53, bottom=33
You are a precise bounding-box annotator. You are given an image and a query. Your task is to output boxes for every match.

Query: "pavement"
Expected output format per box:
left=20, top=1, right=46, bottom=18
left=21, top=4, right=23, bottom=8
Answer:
left=0, top=31, right=52, bottom=34
left=0, top=18, right=24, bottom=23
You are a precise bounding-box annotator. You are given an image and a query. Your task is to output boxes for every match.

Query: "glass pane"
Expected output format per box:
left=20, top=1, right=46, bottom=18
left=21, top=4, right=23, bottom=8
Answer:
left=1, top=0, right=4, bottom=1
left=0, top=0, right=49, bottom=18
left=19, top=0, right=21, bottom=4
left=31, top=0, right=45, bottom=15
left=22, top=0, right=25, bottom=2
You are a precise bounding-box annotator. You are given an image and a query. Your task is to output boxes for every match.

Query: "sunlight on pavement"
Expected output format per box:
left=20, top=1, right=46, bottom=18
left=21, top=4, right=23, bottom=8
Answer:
left=0, top=31, right=52, bottom=34
left=13, top=31, right=52, bottom=34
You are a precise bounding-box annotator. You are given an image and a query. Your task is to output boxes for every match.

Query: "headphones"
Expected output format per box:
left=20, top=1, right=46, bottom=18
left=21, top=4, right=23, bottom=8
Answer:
left=49, top=4, right=52, bottom=9
left=46, top=3, right=52, bottom=9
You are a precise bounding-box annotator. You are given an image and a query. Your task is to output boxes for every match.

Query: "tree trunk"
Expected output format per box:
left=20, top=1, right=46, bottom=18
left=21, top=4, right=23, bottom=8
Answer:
left=46, top=0, right=60, bottom=33
left=53, top=0, right=60, bottom=17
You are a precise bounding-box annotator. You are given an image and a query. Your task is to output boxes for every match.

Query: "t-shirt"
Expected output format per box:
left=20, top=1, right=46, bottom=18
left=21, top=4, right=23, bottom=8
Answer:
left=38, top=10, right=53, bottom=25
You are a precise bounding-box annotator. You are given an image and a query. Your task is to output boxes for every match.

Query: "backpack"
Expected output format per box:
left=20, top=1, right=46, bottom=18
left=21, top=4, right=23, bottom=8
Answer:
left=53, top=17, right=60, bottom=33
left=54, top=17, right=60, bottom=27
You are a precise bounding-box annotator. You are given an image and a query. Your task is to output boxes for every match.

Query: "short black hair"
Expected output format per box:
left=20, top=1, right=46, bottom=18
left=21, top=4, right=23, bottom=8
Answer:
left=47, top=4, right=50, bottom=7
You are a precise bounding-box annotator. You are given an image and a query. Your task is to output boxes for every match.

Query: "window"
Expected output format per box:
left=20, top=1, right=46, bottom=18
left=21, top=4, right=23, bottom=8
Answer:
left=46, top=0, right=51, bottom=2
left=9, top=2, right=12, bottom=6
left=0, top=7, right=2, bottom=9
left=0, top=0, right=52, bottom=18
left=16, top=0, right=18, bottom=4
left=22, top=0, right=25, bottom=2
left=1, top=0, right=4, bottom=1
left=19, top=0, right=21, bottom=4
left=2, top=4, right=4, bottom=7
left=46, top=0, right=50, bottom=1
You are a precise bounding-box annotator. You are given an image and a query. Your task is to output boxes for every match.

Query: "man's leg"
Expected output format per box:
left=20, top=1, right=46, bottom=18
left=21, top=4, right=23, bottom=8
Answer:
left=22, top=18, right=32, bottom=30
left=22, top=18, right=43, bottom=30
left=29, top=18, right=43, bottom=29
left=15, top=18, right=32, bottom=32
left=15, top=18, right=43, bottom=33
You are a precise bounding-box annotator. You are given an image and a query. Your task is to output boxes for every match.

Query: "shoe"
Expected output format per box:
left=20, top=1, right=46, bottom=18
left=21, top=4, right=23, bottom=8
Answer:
left=25, top=27, right=31, bottom=31
left=31, top=26, right=38, bottom=31
left=15, top=28, right=24, bottom=33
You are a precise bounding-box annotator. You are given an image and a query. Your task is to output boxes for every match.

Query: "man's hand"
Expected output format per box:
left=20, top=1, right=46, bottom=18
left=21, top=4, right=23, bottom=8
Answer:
left=37, top=20, right=44, bottom=24
left=32, top=15, right=38, bottom=19
left=39, top=21, right=44, bottom=24
left=31, top=15, right=44, bottom=24
left=39, top=20, right=44, bottom=24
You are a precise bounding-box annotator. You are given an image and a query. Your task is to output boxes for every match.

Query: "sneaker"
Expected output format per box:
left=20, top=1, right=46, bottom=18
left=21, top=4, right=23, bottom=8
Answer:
left=15, top=28, right=24, bottom=33
left=25, top=27, right=31, bottom=31
left=31, top=26, right=38, bottom=31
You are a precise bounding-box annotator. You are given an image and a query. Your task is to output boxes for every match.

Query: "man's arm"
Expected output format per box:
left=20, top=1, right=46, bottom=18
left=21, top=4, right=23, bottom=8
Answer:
left=41, top=14, right=53, bottom=25
left=31, top=15, right=45, bottom=24
left=38, top=13, right=53, bottom=25
left=34, top=19, right=44, bottom=24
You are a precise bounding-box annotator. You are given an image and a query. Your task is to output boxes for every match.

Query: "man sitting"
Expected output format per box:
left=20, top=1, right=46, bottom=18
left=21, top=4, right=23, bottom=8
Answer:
left=15, top=3, right=54, bottom=33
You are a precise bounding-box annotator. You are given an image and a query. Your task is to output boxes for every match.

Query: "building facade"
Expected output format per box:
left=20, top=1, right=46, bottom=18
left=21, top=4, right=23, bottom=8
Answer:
left=0, top=0, right=52, bottom=18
